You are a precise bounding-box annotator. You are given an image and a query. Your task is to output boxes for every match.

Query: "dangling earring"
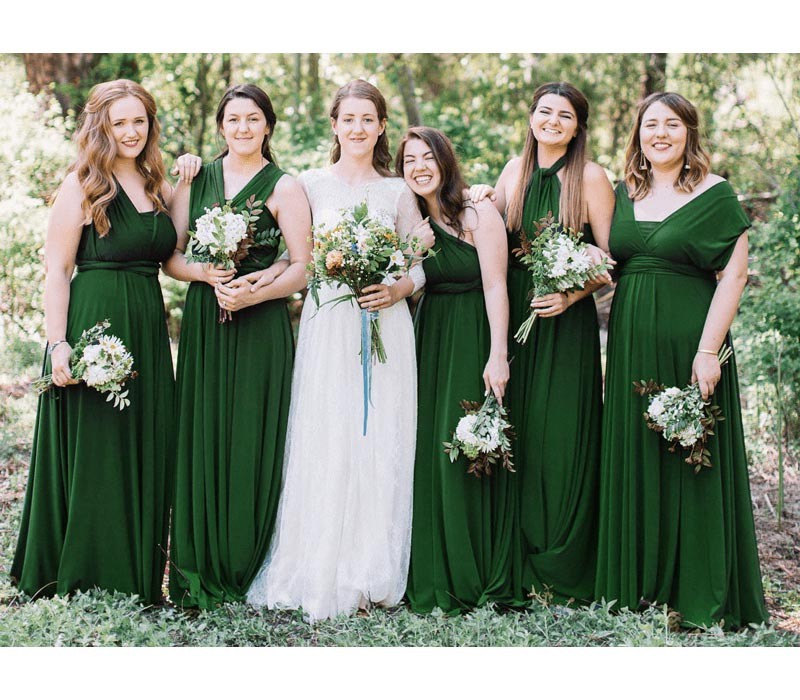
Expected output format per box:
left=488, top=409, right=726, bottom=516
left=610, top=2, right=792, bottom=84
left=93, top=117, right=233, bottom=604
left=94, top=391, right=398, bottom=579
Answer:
left=683, top=156, right=691, bottom=170
left=638, top=150, right=649, bottom=171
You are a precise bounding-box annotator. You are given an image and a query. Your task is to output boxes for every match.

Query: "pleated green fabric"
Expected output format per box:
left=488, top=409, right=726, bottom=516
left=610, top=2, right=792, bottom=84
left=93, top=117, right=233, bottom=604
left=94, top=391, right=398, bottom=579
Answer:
left=595, top=181, right=769, bottom=628
left=169, top=160, right=294, bottom=609
left=11, top=187, right=176, bottom=603
left=406, top=223, right=518, bottom=613
left=506, top=157, right=602, bottom=603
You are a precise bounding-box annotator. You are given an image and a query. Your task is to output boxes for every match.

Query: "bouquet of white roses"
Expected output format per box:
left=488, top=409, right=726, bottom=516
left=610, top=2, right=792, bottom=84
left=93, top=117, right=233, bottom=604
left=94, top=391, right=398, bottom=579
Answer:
left=308, top=200, right=432, bottom=434
left=512, top=213, right=612, bottom=344
left=186, top=195, right=264, bottom=322
left=633, top=346, right=733, bottom=472
left=33, top=320, right=137, bottom=411
left=443, top=393, right=515, bottom=478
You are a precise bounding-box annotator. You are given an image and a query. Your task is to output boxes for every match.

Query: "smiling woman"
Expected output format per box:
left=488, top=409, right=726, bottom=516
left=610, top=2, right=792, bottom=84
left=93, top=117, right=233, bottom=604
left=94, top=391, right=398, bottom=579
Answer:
left=10, top=79, right=176, bottom=603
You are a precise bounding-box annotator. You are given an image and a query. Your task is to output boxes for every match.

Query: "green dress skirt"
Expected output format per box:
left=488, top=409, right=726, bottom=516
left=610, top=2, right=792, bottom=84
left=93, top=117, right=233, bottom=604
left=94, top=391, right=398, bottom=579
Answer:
left=506, top=156, right=602, bottom=603
left=169, top=160, right=294, bottom=609
left=11, top=187, right=176, bottom=603
left=595, top=180, right=769, bottom=628
left=406, top=223, right=517, bottom=613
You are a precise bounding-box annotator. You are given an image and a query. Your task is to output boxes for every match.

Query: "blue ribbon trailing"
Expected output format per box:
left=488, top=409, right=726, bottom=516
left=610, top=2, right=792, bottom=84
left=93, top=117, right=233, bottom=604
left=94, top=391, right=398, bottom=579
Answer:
left=360, top=309, right=378, bottom=435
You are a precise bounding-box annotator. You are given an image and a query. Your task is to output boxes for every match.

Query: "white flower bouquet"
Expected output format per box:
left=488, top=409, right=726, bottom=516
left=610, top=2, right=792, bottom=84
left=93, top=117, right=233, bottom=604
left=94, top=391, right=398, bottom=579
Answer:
left=185, top=195, right=263, bottom=322
left=33, top=320, right=137, bottom=410
left=443, top=393, right=515, bottom=478
left=512, top=213, right=612, bottom=344
left=633, top=346, right=733, bottom=472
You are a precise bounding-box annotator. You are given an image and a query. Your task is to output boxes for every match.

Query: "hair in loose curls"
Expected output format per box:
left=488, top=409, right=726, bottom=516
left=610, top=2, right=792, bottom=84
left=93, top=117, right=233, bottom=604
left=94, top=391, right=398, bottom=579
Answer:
left=215, top=84, right=278, bottom=165
left=624, top=92, right=711, bottom=201
left=329, top=79, right=392, bottom=176
left=395, top=126, right=473, bottom=239
left=506, top=82, right=589, bottom=235
left=68, top=79, right=168, bottom=237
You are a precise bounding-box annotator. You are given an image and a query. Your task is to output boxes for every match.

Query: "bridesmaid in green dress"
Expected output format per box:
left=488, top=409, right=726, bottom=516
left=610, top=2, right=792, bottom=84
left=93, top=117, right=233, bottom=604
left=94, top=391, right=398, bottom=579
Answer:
left=397, top=127, right=514, bottom=613
left=11, top=80, right=176, bottom=603
left=595, top=92, right=768, bottom=628
left=471, top=82, right=615, bottom=603
left=164, top=85, right=311, bottom=609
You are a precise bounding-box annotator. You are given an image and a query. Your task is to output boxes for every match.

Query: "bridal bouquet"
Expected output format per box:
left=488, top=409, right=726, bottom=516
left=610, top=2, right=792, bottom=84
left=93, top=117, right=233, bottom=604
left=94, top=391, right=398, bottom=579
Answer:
left=308, top=200, right=432, bottom=434
left=632, top=346, right=733, bottom=472
left=512, top=213, right=612, bottom=344
left=33, top=320, right=137, bottom=411
left=443, top=393, right=515, bottom=478
left=186, top=195, right=264, bottom=322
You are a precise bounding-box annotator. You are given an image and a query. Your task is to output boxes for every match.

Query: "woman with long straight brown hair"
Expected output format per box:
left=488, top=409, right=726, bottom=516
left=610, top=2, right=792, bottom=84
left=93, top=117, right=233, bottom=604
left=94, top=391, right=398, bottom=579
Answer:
left=595, top=92, right=768, bottom=627
left=246, top=79, right=434, bottom=622
left=472, top=81, right=614, bottom=604
left=11, top=79, right=177, bottom=602
left=164, top=84, right=312, bottom=609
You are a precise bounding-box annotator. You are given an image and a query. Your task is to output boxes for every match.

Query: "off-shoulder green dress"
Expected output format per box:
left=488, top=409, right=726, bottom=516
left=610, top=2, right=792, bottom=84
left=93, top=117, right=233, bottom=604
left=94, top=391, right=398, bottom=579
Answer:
left=406, top=222, right=517, bottom=613
left=595, top=180, right=768, bottom=628
left=169, top=160, right=294, bottom=609
left=11, top=187, right=176, bottom=603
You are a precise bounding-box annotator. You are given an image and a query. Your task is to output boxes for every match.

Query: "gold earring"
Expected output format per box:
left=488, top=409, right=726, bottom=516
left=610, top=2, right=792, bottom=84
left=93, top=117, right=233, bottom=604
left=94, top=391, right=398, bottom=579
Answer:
left=638, top=150, right=649, bottom=171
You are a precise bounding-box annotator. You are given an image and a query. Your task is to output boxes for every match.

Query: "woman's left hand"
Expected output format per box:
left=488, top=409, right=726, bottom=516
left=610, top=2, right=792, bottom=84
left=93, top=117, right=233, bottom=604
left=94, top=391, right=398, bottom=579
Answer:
left=358, top=283, right=400, bottom=311
left=483, top=355, right=509, bottom=403
left=531, top=292, right=571, bottom=318
left=586, top=243, right=615, bottom=284
left=691, top=352, right=721, bottom=400
left=215, top=278, right=255, bottom=312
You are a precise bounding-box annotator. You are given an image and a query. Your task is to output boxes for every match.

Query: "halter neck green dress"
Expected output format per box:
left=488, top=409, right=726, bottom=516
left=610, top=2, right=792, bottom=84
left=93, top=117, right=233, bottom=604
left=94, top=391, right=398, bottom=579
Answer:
left=595, top=181, right=768, bottom=628
left=506, top=156, right=602, bottom=604
left=169, top=160, right=294, bottom=609
left=11, top=186, right=176, bottom=603
left=406, top=222, right=517, bottom=613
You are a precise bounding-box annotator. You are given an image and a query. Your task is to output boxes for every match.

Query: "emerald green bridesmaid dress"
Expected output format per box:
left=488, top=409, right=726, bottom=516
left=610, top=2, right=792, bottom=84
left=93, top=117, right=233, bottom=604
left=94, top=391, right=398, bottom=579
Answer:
left=506, top=156, right=602, bottom=604
left=406, top=223, right=517, bottom=613
left=11, top=186, right=176, bottom=603
left=169, top=160, right=294, bottom=609
left=595, top=181, right=769, bottom=628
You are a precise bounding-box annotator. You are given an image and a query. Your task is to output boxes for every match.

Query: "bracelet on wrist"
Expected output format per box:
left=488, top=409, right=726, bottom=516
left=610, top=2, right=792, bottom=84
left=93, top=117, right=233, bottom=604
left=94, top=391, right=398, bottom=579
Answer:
left=48, top=339, right=68, bottom=355
left=696, top=348, right=718, bottom=356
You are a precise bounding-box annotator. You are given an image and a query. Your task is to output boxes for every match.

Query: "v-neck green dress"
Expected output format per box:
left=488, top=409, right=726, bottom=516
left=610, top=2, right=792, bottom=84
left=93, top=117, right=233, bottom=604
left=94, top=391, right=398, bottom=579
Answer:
left=506, top=157, right=602, bottom=604
left=595, top=180, right=768, bottom=628
left=406, top=222, right=517, bottom=613
left=11, top=187, right=176, bottom=603
left=169, top=160, right=294, bottom=609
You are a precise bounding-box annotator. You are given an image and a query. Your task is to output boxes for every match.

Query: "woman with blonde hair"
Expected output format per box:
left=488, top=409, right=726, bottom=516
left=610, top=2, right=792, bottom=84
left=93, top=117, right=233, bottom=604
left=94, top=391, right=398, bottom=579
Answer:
left=11, top=79, right=177, bottom=602
left=595, top=92, right=768, bottom=627
left=472, top=81, right=614, bottom=603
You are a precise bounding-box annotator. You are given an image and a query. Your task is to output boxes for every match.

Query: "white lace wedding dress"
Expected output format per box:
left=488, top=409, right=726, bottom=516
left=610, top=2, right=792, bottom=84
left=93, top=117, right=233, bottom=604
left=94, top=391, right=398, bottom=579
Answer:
left=247, top=168, right=424, bottom=622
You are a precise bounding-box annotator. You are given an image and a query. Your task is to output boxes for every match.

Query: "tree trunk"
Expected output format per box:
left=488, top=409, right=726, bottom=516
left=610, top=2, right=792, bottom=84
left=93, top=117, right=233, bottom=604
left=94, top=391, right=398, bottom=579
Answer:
left=392, top=54, right=421, bottom=126
left=307, top=53, right=322, bottom=123
left=221, top=53, right=233, bottom=88
left=21, top=53, right=103, bottom=114
left=641, top=53, right=668, bottom=97
left=193, top=54, right=212, bottom=155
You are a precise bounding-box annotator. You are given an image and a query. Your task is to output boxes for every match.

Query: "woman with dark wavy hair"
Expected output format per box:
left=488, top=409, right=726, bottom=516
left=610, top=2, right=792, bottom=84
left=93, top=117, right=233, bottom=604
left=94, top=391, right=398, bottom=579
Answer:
left=595, top=92, right=768, bottom=628
left=11, top=79, right=177, bottom=602
left=164, top=84, right=311, bottom=609
left=396, top=126, right=516, bottom=613
left=472, top=82, right=615, bottom=604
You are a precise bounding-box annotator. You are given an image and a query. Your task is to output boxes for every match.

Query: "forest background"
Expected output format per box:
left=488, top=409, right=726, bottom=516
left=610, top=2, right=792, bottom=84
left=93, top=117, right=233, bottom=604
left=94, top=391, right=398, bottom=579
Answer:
left=0, top=52, right=798, bottom=649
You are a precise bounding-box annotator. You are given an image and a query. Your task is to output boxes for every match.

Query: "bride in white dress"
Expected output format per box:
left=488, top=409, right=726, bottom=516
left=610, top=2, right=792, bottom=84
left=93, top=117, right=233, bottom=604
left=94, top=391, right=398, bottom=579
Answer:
left=246, top=80, right=432, bottom=622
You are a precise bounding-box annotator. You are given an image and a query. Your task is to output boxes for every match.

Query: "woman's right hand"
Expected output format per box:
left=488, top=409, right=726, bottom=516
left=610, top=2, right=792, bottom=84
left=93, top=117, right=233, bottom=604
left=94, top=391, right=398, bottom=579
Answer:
left=171, top=154, right=203, bottom=184
left=469, top=184, right=496, bottom=203
left=198, top=263, right=236, bottom=287
left=411, top=217, right=435, bottom=250
left=51, top=342, right=76, bottom=387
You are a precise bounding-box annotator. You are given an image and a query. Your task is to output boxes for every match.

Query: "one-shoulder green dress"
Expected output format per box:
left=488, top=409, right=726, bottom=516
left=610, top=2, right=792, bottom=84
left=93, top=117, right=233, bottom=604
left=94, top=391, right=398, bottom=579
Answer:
left=11, top=186, right=176, bottom=603
left=406, top=222, right=517, bottom=613
left=595, top=181, right=768, bottom=628
left=506, top=157, right=602, bottom=604
left=169, top=160, right=293, bottom=609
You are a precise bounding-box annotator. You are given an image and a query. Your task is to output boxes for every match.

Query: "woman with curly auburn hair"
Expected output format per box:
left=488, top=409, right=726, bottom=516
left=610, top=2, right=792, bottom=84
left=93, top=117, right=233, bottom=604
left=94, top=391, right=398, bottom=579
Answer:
left=10, top=79, right=177, bottom=603
left=595, top=92, right=769, bottom=628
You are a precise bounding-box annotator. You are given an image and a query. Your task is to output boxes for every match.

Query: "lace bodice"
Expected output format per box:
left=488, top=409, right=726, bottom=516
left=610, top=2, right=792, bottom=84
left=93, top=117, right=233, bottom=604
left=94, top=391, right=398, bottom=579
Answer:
left=298, top=168, right=423, bottom=239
